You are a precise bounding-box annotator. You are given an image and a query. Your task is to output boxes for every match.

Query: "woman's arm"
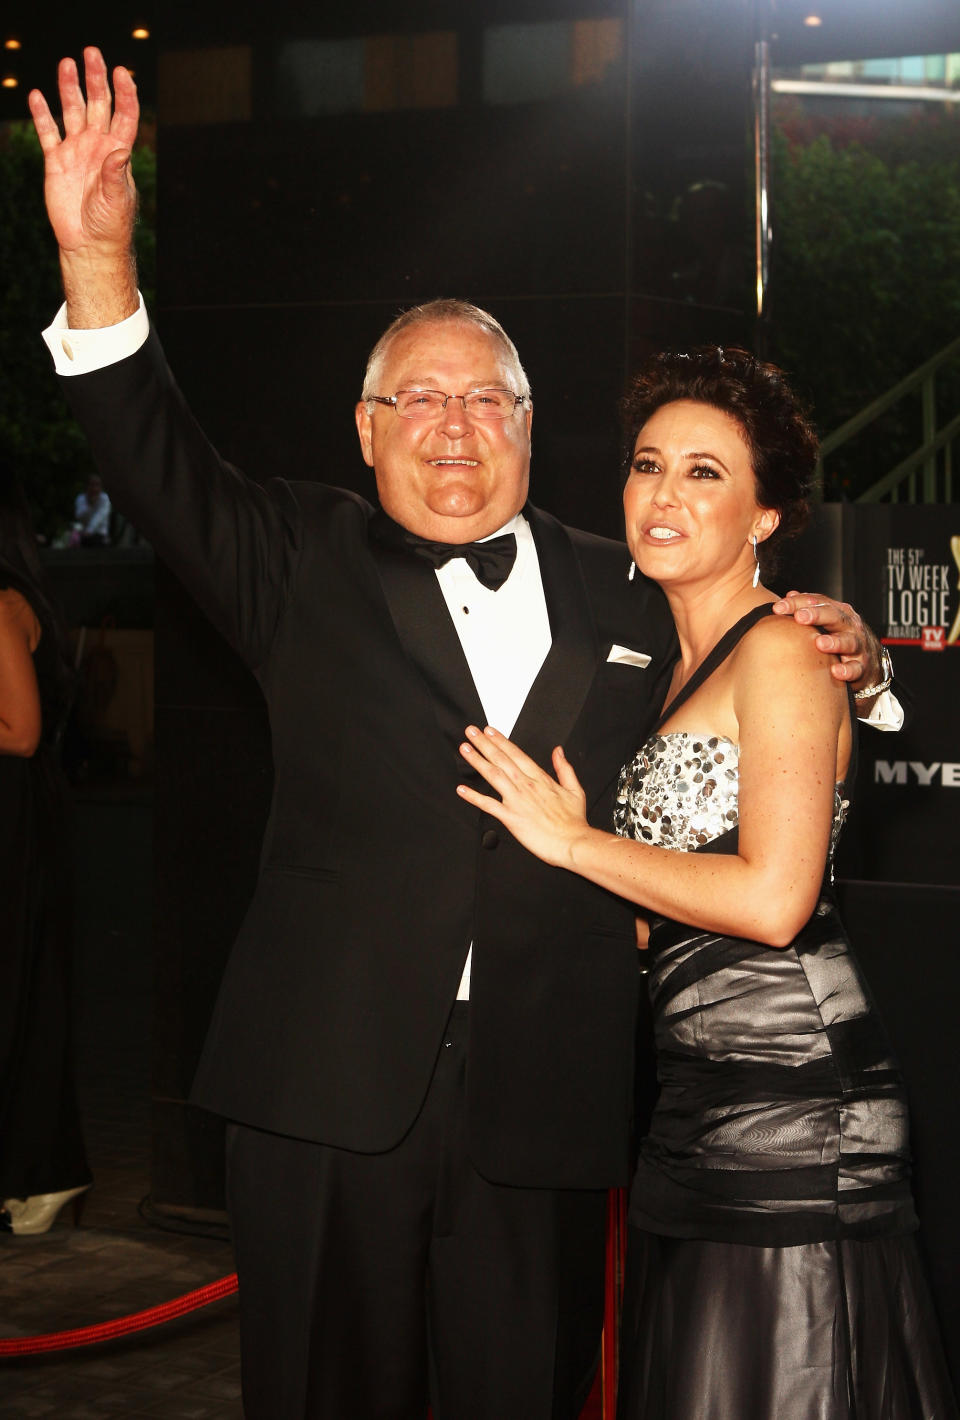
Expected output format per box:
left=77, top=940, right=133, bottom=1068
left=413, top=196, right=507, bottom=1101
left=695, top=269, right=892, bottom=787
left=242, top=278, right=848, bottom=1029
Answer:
left=0, top=591, right=43, bottom=757
left=458, top=619, right=849, bottom=948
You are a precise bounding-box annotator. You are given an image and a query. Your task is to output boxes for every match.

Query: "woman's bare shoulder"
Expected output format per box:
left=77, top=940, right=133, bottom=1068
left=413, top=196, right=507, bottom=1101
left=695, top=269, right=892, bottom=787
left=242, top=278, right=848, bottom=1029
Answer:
left=0, top=587, right=42, bottom=649
left=737, top=606, right=826, bottom=668
left=732, top=604, right=846, bottom=704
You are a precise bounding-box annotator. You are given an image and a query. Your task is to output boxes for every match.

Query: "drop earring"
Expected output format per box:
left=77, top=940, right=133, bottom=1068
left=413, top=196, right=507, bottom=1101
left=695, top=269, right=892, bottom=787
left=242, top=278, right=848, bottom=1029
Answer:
left=628, top=560, right=636, bottom=582
left=752, top=535, right=760, bottom=588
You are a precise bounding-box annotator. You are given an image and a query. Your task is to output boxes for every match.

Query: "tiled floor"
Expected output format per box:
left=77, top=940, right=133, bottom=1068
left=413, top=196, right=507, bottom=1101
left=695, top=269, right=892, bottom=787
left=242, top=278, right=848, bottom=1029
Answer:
left=0, top=792, right=242, bottom=1419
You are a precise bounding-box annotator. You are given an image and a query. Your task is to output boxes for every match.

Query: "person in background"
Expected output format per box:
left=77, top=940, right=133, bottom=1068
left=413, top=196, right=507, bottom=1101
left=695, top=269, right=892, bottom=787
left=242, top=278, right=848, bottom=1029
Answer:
left=457, top=347, right=955, bottom=1420
left=0, top=464, right=91, bottom=1236
left=72, top=472, right=111, bottom=545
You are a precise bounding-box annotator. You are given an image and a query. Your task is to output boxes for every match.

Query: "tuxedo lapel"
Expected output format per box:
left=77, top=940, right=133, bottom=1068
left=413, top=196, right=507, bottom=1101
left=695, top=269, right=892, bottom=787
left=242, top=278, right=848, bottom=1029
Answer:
left=510, top=507, right=599, bottom=771
left=517, top=508, right=669, bottom=817
left=368, top=515, right=486, bottom=752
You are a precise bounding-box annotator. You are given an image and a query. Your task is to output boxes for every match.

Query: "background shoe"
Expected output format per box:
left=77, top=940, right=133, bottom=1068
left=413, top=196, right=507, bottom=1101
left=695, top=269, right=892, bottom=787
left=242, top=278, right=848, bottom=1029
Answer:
left=1, top=1185, right=90, bottom=1236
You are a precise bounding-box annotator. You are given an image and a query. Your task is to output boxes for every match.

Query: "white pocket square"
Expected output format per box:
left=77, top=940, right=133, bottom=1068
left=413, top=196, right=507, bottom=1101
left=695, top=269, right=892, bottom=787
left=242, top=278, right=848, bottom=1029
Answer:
left=607, top=644, right=651, bottom=668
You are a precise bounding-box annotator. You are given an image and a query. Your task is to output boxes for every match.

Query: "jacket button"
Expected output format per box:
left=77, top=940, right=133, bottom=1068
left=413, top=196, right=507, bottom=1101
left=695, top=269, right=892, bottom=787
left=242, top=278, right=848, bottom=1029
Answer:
left=482, top=829, right=499, bottom=850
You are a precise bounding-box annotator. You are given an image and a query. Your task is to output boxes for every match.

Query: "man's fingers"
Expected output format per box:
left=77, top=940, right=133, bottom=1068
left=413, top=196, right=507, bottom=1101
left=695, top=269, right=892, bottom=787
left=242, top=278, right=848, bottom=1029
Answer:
left=101, top=147, right=133, bottom=195
left=83, top=47, right=113, bottom=132
left=27, top=89, right=61, bottom=152
left=59, top=57, right=87, bottom=136
left=795, top=603, right=840, bottom=626
left=111, top=65, right=140, bottom=145
left=815, top=631, right=858, bottom=657
left=831, top=659, right=864, bottom=683
left=774, top=591, right=855, bottom=624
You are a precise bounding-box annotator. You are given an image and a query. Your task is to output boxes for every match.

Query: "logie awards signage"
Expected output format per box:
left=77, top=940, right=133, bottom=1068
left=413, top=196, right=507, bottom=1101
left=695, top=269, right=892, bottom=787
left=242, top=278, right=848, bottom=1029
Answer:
left=837, top=506, right=960, bottom=886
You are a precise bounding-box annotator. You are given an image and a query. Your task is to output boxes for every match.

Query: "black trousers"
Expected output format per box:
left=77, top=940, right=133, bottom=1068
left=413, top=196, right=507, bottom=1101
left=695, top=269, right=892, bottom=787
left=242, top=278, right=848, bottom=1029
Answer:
left=225, top=1004, right=606, bottom=1420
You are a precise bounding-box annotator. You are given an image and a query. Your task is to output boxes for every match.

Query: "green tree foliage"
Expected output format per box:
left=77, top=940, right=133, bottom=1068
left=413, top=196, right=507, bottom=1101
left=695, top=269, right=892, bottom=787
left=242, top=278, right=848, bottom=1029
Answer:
left=770, top=107, right=960, bottom=499
left=0, top=120, right=156, bottom=537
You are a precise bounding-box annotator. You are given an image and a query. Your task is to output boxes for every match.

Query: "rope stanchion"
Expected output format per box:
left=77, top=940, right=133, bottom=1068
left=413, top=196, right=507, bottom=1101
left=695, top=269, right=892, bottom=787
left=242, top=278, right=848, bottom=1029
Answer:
left=0, top=1272, right=238, bottom=1357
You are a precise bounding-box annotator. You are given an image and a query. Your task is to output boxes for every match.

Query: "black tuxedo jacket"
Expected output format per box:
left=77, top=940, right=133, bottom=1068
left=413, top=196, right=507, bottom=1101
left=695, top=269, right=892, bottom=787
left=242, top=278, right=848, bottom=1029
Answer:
left=61, top=330, right=677, bottom=1189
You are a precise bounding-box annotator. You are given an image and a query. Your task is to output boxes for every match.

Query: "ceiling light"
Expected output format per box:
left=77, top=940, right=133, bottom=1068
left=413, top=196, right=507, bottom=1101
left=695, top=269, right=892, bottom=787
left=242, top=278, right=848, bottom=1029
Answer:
left=4, top=38, right=22, bottom=49
left=2, top=75, right=19, bottom=88
left=803, top=13, right=823, bottom=25
left=132, top=26, right=150, bottom=40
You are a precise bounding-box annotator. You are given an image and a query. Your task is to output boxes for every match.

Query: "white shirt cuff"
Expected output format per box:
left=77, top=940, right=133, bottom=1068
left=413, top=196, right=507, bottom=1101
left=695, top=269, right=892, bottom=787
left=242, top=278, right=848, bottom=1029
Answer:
left=859, top=688, right=903, bottom=732
left=42, top=294, right=150, bottom=376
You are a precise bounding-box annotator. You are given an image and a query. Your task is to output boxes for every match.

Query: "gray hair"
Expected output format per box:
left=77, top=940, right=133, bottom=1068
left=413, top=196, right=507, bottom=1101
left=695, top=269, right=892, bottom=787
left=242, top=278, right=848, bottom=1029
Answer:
left=361, top=299, right=532, bottom=405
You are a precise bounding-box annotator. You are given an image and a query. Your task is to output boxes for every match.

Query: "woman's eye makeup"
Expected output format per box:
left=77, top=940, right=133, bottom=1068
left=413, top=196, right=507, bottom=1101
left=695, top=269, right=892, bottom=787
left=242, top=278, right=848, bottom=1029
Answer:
left=630, top=457, right=723, bottom=478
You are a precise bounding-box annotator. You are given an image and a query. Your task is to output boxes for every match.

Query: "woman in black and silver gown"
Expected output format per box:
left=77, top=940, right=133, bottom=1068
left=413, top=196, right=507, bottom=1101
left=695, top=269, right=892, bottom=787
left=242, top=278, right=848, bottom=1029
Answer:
left=458, top=348, right=957, bottom=1419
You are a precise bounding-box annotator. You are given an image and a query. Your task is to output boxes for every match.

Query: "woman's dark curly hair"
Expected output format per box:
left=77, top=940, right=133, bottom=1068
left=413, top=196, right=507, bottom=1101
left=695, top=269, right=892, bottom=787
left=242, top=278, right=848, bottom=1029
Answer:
left=621, top=346, right=818, bottom=577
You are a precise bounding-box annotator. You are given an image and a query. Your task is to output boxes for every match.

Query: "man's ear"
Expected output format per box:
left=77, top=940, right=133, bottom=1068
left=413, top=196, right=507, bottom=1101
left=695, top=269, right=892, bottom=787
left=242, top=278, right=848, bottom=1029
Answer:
left=355, top=401, right=375, bottom=469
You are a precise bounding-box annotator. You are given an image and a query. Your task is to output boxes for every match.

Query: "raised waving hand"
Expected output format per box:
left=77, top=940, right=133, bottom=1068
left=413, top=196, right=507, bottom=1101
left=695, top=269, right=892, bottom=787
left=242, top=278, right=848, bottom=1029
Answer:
left=28, top=47, right=140, bottom=325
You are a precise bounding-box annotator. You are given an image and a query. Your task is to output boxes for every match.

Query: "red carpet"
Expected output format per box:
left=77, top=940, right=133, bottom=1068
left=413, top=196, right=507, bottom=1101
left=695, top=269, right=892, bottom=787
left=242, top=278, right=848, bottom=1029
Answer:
left=581, top=1363, right=604, bottom=1418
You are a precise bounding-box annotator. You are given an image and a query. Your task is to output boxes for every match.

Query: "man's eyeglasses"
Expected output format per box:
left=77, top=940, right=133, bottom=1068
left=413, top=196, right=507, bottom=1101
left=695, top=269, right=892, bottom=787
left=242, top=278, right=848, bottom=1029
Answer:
left=369, top=388, right=527, bottom=421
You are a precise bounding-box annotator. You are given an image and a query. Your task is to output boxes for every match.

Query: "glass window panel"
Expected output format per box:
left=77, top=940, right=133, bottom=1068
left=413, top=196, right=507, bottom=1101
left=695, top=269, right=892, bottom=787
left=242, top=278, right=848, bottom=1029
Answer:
left=277, top=39, right=365, bottom=116
left=364, top=32, right=457, bottom=110
left=484, top=19, right=623, bottom=105
left=277, top=32, right=457, bottom=116
left=160, top=47, right=253, bottom=125
left=570, top=18, right=624, bottom=87
left=859, top=57, right=898, bottom=78
left=897, top=56, right=927, bottom=82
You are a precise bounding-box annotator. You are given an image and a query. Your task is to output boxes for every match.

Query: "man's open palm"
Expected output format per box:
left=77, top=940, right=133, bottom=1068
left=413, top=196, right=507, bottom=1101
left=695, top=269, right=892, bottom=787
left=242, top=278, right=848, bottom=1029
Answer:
left=29, top=46, right=139, bottom=256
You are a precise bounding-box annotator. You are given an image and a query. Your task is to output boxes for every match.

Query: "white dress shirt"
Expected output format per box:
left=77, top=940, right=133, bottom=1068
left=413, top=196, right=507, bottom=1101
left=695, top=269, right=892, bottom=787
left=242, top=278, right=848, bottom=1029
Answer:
left=73, top=488, right=112, bottom=540
left=435, top=513, right=551, bottom=997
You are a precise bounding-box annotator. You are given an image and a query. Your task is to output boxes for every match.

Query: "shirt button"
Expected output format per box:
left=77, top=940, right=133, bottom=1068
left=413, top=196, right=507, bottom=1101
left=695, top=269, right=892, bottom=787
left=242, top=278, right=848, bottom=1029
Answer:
left=61, top=338, right=75, bottom=360
left=482, top=829, right=499, bottom=850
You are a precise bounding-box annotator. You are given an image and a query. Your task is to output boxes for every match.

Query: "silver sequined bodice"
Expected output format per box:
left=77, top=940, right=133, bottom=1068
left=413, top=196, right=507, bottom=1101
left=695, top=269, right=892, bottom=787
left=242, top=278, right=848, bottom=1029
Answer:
left=614, top=731, right=849, bottom=862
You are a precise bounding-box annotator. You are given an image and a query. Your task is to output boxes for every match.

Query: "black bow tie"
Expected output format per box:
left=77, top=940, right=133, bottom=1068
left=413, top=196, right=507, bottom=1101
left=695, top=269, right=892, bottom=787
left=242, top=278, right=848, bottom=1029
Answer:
left=372, top=512, right=518, bottom=590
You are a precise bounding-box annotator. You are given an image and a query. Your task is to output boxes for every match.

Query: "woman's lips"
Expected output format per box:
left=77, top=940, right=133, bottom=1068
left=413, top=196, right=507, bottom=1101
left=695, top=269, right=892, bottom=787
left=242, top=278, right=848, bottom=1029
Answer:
left=641, top=523, right=684, bottom=542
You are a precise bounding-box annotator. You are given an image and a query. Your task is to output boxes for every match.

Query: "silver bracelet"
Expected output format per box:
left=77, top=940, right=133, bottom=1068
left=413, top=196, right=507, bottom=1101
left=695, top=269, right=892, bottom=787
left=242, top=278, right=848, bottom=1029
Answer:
left=853, top=675, right=892, bottom=701
left=853, top=646, right=894, bottom=701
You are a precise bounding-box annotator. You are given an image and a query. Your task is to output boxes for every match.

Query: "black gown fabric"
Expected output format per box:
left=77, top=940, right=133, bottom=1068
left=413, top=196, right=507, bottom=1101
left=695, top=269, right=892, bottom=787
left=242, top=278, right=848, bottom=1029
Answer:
left=0, top=590, right=89, bottom=1200
left=614, top=606, right=957, bottom=1420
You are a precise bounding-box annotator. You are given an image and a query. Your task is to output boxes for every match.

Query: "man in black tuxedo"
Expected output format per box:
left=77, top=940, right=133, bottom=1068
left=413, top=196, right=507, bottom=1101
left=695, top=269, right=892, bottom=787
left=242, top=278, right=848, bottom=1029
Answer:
left=30, top=50, right=891, bottom=1420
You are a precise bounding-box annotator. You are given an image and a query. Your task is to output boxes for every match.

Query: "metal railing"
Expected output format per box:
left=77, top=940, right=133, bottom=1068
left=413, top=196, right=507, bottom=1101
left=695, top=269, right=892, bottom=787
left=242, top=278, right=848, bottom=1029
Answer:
left=814, top=335, right=960, bottom=503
